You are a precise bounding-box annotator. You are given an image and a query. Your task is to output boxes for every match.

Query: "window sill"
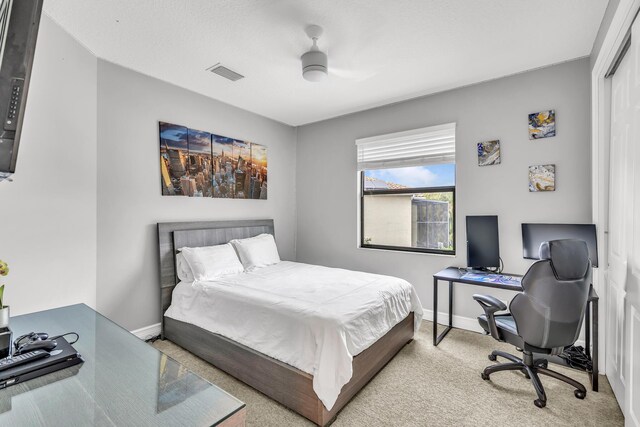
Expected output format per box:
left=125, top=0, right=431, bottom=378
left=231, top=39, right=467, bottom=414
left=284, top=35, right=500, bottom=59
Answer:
left=358, top=245, right=456, bottom=257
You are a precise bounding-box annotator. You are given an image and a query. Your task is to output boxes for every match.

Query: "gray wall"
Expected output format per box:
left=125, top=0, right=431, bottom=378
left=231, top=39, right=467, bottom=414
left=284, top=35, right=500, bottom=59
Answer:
left=96, top=60, right=297, bottom=330
left=296, top=58, right=592, bottom=324
left=0, top=16, right=98, bottom=315
left=0, top=16, right=593, bottom=333
left=0, top=17, right=298, bottom=331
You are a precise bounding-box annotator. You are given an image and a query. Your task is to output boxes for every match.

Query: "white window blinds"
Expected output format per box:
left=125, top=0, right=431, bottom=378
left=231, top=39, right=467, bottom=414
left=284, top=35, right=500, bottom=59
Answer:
left=356, top=122, right=456, bottom=170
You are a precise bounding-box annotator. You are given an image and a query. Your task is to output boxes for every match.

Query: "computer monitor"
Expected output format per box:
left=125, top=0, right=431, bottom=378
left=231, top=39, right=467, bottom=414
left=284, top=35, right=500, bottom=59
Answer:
left=466, top=215, right=500, bottom=269
left=521, top=223, right=598, bottom=267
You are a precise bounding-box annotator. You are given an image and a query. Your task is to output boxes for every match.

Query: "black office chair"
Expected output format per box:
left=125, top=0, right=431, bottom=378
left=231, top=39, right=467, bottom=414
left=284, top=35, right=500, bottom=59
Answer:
left=474, top=239, right=592, bottom=408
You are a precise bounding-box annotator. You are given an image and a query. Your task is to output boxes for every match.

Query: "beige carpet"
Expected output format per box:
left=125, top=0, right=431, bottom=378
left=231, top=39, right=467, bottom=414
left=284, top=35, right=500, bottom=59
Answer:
left=153, top=321, right=624, bottom=426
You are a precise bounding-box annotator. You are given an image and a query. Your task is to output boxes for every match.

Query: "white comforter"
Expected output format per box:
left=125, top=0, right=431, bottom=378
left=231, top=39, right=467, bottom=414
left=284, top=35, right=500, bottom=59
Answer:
left=164, top=261, right=423, bottom=410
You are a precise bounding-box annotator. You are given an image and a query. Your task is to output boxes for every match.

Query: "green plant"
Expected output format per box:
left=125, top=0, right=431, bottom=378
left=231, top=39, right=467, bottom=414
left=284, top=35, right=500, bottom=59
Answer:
left=0, top=259, right=8, bottom=308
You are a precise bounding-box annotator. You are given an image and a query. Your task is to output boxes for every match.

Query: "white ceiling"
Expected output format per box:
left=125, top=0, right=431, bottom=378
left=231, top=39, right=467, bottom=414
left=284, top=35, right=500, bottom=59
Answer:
left=44, top=0, right=608, bottom=126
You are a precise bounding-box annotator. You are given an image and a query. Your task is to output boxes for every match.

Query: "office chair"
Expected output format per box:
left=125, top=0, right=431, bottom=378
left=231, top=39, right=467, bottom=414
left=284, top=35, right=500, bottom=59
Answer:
left=474, top=239, right=592, bottom=408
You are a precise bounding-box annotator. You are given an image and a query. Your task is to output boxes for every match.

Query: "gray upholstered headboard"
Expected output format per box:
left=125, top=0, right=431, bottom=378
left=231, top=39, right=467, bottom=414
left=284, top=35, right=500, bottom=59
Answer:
left=157, top=219, right=275, bottom=334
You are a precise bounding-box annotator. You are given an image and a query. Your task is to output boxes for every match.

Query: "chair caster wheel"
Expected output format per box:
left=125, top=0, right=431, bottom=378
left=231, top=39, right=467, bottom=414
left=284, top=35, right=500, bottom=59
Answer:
left=574, top=390, right=586, bottom=400
left=488, top=354, right=497, bottom=361
left=521, top=369, right=530, bottom=379
left=537, top=360, right=548, bottom=369
left=534, top=399, right=546, bottom=408
left=481, top=372, right=490, bottom=381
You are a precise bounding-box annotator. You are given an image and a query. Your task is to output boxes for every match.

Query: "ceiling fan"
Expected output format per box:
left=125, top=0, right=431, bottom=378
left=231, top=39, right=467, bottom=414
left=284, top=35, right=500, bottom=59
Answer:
left=300, top=25, right=377, bottom=82
left=300, top=25, right=378, bottom=83
left=300, top=25, right=327, bottom=82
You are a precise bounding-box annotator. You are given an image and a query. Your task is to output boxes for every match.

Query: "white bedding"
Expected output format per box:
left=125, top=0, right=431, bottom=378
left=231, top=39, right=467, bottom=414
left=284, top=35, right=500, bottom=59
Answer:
left=164, top=261, right=423, bottom=410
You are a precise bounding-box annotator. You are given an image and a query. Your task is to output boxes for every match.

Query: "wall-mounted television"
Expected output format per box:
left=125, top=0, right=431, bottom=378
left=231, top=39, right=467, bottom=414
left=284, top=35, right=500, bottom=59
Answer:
left=0, top=0, right=43, bottom=182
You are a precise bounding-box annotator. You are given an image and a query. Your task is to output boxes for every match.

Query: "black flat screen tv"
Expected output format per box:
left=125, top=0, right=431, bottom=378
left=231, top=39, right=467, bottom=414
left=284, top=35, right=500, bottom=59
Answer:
left=466, top=215, right=500, bottom=269
left=521, top=223, right=598, bottom=268
left=0, top=0, right=43, bottom=182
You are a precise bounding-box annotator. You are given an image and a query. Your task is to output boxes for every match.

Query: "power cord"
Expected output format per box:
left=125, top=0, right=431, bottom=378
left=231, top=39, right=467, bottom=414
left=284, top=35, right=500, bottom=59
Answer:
left=145, top=334, right=162, bottom=344
left=559, top=346, right=593, bottom=372
left=50, top=332, right=79, bottom=345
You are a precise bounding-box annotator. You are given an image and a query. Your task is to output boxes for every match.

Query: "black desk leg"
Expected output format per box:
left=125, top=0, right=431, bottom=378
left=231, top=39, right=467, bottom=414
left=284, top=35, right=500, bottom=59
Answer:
left=449, top=281, right=453, bottom=328
left=592, top=298, right=599, bottom=392
left=585, top=301, right=591, bottom=359
left=433, top=277, right=438, bottom=346
left=433, top=277, right=453, bottom=346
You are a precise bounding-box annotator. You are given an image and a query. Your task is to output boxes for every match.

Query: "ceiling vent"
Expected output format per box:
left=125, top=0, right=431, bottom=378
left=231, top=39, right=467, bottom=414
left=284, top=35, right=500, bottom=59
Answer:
left=206, top=63, right=244, bottom=81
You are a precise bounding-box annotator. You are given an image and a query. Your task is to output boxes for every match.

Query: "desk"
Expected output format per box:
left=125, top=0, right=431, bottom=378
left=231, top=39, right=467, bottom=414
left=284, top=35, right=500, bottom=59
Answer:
left=0, top=304, right=246, bottom=426
left=432, top=267, right=599, bottom=392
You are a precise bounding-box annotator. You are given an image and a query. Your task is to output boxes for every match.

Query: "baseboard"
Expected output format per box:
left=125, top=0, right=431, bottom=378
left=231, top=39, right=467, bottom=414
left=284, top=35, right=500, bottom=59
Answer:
left=130, top=322, right=161, bottom=340
left=421, top=308, right=588, bottom=349
left=422, top=308, right=484, bottom=334
left=134, top=314, right=588, bottom=348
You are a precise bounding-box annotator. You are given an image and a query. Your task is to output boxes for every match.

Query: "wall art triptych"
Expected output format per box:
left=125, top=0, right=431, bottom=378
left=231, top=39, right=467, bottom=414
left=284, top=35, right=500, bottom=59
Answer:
left=159, top=121, right=267, bottom=199
left=475, top=109, right=557, bottom=191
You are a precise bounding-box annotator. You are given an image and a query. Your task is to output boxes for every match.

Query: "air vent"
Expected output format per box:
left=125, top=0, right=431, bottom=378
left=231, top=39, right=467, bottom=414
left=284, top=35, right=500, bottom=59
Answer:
left=206, top=63, right=244, bottom=81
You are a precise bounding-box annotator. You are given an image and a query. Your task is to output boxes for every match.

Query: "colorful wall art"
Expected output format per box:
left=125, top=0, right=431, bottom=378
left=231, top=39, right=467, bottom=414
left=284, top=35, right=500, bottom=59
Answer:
left=528, top=110, right=556, bottom=139
left=477, top=140, right=501, bottom=166
left=160, top=121, right=267, bottom=199
left=529, top=164, right=555, bottom=192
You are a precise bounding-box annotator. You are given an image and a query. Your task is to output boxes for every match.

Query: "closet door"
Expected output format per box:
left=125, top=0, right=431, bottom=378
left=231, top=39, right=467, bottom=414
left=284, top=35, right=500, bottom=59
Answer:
left=609, top=17, right=640, bottom=426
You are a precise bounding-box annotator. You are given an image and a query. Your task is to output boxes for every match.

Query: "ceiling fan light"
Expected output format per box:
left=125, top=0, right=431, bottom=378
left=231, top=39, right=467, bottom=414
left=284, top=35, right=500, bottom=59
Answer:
left=301, top=50, right=328, bottom=82
left=303, top=67, right=327, bottom=82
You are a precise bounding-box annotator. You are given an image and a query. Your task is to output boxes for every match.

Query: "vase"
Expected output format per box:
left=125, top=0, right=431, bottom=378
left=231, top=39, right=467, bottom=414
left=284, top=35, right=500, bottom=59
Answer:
left=0, top=306, right=8, bottom=329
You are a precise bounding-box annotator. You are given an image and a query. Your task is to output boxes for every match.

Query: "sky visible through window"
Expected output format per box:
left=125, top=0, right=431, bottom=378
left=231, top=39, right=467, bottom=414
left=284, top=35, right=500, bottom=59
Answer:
left=365, top=164, right=455, bottom=188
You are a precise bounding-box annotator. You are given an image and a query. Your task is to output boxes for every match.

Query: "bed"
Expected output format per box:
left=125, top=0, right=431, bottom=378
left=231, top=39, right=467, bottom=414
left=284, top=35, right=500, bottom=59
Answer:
left=158, top=219, right=421, bottom=426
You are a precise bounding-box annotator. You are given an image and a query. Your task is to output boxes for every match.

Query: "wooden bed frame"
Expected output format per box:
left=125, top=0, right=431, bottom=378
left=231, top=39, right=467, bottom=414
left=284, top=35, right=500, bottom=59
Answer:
left=158, top=220, right=415, bottom=426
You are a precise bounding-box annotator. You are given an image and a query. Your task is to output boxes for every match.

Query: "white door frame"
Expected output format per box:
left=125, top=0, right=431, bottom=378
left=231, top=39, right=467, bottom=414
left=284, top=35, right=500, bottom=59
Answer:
left=591, top=0, right=640, bottom=376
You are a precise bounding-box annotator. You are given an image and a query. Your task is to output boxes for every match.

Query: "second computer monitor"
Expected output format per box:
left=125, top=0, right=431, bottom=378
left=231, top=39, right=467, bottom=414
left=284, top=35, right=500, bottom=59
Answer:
left=521, top=223, right=598, bottom=267
left=466, top=215, right=500, bottom=269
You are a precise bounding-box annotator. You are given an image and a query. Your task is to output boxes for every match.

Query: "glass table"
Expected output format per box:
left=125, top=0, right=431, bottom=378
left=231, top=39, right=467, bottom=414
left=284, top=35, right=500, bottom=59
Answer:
left=0, top=304, right=246, bottom=426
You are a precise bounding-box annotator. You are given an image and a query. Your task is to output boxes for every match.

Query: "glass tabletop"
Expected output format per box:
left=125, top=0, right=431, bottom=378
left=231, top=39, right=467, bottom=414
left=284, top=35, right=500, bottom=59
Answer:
left=0, top=304, right=244, bottom=426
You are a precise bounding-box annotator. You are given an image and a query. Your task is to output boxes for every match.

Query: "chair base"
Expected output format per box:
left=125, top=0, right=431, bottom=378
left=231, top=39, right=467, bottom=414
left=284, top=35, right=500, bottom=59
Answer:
left=481, top=350, right=587, bottom=408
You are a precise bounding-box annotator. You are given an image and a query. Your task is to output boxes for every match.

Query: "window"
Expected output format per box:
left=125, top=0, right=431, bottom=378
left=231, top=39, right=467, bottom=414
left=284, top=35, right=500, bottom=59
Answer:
left=357, top=123, right=456, bottom=254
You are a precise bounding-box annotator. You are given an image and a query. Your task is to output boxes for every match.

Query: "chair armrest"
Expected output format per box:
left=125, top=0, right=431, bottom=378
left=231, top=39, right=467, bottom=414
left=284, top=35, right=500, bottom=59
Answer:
left=473, top=294, right=507, bottom=312
left=473, top=294, right=507, bottom=341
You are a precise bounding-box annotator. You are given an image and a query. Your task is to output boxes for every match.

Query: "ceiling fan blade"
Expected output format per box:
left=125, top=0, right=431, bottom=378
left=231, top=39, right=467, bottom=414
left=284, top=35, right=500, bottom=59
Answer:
left=331, top=67, right=377, bottom=82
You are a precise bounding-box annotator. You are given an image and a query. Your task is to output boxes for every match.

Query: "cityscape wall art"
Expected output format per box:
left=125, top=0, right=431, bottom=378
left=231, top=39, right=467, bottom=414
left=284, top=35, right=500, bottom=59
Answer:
left=159, top=121, right=268, bottom=199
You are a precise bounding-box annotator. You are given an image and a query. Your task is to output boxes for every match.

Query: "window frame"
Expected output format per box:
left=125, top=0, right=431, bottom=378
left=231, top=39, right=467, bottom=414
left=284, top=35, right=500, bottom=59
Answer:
left=359, top=171, right=456, bottom=255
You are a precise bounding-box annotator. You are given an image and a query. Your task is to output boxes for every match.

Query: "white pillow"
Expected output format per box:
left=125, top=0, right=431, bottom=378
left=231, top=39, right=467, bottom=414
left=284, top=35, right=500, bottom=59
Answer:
left=230, top=233, right=280, bottom=271
left=179, top=243, right=245, bottom=281
left=175, top=252, right=195, bottom=282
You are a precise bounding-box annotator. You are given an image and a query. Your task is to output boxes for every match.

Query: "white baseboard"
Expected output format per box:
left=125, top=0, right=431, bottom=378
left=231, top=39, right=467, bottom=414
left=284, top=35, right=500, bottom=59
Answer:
left=130, top=322, right=161, bottom=340
left=132, top=313, right=588, bottom=349
left=421, top=308, right=587, bottom=348
left=422, top=308, right=484, bottom=334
